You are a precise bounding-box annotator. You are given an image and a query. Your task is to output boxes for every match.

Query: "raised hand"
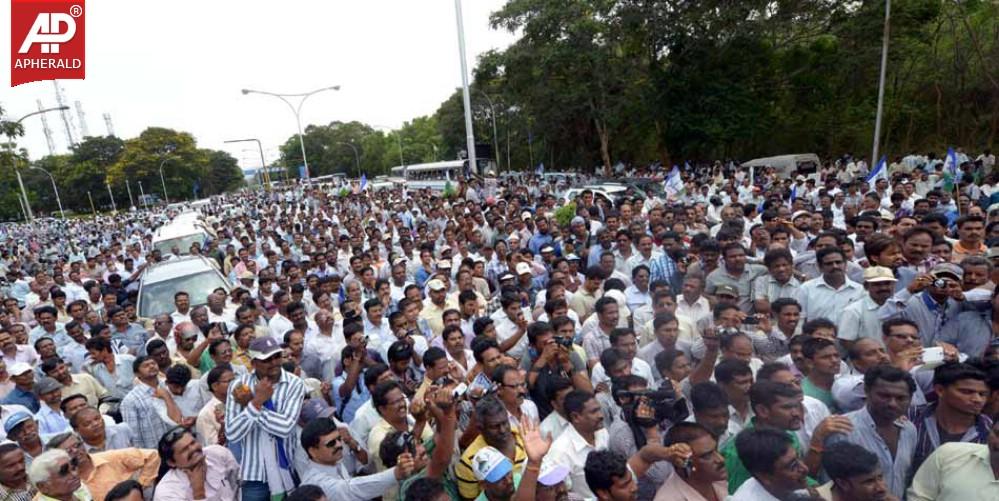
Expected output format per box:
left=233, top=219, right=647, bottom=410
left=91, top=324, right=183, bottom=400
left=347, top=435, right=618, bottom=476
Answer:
left=520, top=417, right=552, bottom=464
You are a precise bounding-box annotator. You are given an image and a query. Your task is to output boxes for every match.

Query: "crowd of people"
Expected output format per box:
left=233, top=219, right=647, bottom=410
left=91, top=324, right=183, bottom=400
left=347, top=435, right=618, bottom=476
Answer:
left=0, top=150, right=998, bottom=501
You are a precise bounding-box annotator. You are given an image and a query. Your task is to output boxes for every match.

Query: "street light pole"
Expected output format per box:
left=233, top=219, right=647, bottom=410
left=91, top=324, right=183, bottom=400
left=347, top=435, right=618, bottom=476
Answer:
left=106, top=182, right=117, bottom=213
left=138, top=181, right=147, bottom=209
left=241, top=85, right=341, bottom=183
left=125, top=180, right=135, bottom=208
left=158, top=156, right=172, bottom=202
left=5, top=106, right=70, bottom=221
left=336, top=142, right=361, bottom=178
left=871, top=0, right=891, bottom=169
left=30, top=166, right=64, bottom=219
left=479, top=91, right=500, bottom=173
left=86, top=191, right=96, bottom=216
left=454, top=0, right=478, bottom=175
left=225, top=138, right=272, bottom=190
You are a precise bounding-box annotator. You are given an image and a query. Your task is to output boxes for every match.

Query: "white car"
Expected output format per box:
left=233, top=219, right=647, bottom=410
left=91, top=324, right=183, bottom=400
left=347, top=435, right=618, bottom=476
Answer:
left=561, top=184, right=634, bottom=206
left=137, top=255, right=230, bottom=319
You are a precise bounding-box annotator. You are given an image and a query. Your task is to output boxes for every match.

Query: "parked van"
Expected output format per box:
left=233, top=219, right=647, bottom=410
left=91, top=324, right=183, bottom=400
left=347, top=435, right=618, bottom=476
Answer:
left=742, top=153, right=820, bottom=179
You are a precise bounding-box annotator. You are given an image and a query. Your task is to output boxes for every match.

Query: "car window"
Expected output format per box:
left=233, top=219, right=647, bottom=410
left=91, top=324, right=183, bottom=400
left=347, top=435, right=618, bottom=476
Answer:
left=139, top=270, right=228, bottom=318
left=153, top=233, right=208, bottom=256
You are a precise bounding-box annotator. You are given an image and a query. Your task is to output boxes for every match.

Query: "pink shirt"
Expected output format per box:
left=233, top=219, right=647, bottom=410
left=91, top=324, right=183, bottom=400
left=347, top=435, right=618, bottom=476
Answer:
left=653, top=473, right=728, bottom=501
left=152, top=445, right=239, bottom=501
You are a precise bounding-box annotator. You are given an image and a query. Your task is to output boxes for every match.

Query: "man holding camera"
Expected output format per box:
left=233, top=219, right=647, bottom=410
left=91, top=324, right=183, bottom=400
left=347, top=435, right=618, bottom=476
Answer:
left=521, top=322, right=591, bottom=419
left=878, top=263, right=970, bottom=348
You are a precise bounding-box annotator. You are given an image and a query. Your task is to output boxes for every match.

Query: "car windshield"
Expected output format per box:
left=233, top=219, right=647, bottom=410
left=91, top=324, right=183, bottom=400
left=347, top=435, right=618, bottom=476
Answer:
left=139, top=270, right=227, bottom=318
left=153, top=233, right=207, bottom=256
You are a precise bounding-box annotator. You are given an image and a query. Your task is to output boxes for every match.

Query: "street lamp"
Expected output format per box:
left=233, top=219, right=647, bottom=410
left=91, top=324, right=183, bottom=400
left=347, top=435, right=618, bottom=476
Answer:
left=158, top=156, right=173, bottom=202
left=30, top=165, right=65, bottom=219
left=225, top=138, right=272, bottom=189
left=335, top=142, right=361, bottom=178
left=479, top=91, right=500, bottom=173
left=241, top=85, right=341, bottom=183
left=4, top=106, right=70, bottom=221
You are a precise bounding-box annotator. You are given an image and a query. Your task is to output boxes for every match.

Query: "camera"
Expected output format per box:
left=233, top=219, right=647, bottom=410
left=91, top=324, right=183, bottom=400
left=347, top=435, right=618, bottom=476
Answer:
left=615, top=386, right=689, bottom=428
left=932, top=278, right=947, bottom=289
left=742, top=316, right=759, bottom=325
left=554, top=336, right=574, bottom=348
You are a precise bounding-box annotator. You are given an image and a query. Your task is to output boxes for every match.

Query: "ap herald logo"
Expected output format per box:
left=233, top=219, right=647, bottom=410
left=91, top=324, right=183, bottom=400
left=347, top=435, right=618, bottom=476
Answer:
left=10, top=0, right=86, bottom=87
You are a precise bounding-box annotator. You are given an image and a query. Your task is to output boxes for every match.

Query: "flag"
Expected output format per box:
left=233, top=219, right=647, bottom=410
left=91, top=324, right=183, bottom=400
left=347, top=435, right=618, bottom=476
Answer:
left=359, top=174, right=367, bottom=192
left=865, top=156, right=887, bottom=183
left=664, top=165, right=683, bottom=197
left=943, top=147, right=958, bottom=192
left=789, top=184, right=797, bottom=207
left=536, top=163, right=545, bottom=176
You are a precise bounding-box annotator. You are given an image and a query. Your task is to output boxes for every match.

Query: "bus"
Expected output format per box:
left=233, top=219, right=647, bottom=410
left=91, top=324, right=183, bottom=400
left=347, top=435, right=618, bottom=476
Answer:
left=389, top=160, right=495, bottom=191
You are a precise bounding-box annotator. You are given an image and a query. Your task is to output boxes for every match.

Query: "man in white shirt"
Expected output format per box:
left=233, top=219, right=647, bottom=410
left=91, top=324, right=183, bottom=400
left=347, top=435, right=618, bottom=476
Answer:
left=547, top=390, right=611, bottom=499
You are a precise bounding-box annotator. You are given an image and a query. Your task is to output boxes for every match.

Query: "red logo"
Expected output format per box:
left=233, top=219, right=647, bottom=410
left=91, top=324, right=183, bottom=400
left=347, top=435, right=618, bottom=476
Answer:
left=10, top=0, right=85, bottom=87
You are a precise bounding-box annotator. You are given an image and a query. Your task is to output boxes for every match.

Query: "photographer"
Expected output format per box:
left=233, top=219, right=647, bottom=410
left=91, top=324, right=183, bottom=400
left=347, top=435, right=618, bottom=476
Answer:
left=521, top=321, right=591, bottom=418
left=607, top=374, right=690, bottom=500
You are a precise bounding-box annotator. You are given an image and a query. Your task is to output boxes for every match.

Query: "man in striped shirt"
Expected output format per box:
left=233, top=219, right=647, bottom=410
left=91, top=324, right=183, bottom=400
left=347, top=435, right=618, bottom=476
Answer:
left=225, top=336, right=306, bottom=501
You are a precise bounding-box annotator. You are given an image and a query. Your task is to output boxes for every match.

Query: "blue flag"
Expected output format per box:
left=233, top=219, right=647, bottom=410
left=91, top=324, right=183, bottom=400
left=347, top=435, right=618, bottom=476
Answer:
left=359, top=173, right=367, bottom=192
left=865, top=156, right=887, bottom=183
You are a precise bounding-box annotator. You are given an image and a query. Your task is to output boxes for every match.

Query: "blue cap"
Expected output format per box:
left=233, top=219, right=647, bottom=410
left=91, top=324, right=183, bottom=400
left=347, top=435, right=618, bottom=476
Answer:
left=3, top=411, right=33, bottom=435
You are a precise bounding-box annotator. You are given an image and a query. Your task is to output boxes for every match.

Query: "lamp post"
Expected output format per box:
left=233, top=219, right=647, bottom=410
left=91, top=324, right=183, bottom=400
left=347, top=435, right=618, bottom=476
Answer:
left=138, top=181, right=147, bottom=209
left=454, top=0, right=477, bottom=176
left=336, top=142, right=361, bottom=178
left=479, top=91, right=500, bottom=173
left=106, top=182, right=117, bottom=213
left=224, top=138, right=272, bottom=190
left=5, top=106, right=70, bottom=221
left=158, top=156, right=173, bottom=202
left=30, top=165, right=64, bottom=219
left=241, top=85, right=341, bottom=183
left=871, top=0, right=891, bottom=168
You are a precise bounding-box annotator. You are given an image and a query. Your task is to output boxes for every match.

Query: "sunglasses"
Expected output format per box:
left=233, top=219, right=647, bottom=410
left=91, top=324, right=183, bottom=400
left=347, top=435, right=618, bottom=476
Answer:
left=57, top=458, right=80, bottom=477
left=324, top=437, right=343, bottom=452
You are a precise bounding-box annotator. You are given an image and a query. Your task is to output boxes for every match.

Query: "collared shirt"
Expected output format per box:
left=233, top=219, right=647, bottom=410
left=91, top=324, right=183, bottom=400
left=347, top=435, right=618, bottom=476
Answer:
left=300, top=460, right=398, bottom=501
left=0, top=483, right=34, bottom=501
left=730, top=477, right=782, bottom=501
left=539, top=410, right=571, bottom=443
left=750, top=274, right=802, bottom=307
left=746, top=328, right=789, bottom=363
left=879, top=289, right=985, bottom=349
left=34, top=404, right=70, bottom=439
left=121, top=383, right=178, bottom=449
left=653, top=472, right=728, bottom=501
left=2, top=345, right=39, bottom=368
left=32, top=486, right=91, bottom=501
left=649, top=253, right=681, bottom=294
left=1, top=387, right=39, bottom=413
left=798, top=276, right=864, bottom=324
left=153, top=445, right=239, bottom=501
left=86, top=354, right=136, bottom=400
left=83, top=422, right=132, bottom=453
left=705, top=264, right=767, bottom=313
left=568, top=287, right=601, bottom=323
left=85, top=448, right=160, bottom=501
left=366, top=415, right=433, bottom=472
left=455, top=431, right=528, bottom=500
left=547, top=425, right=610, bottom=499
left=196, top=396, right=224, bottom=447
left=723, top=419, right=802, bottom=494
left=624, top=285, right=652, bottom=311
left=676, top=295, right=711, bottom=326
left=837, top=295, right=885, bottom=343
left=60, top=373, right=109, bottom=409
left=224, top=369, right=306, bottom=486
left=908, top=442, right=999, bottom=501
left=827, top=406, right=916, bottom=499
left=909, top=401, right=993, bottom=475
left=110, top=322, right=149, bottom=356
left=492, top=309, right=529, bottom=359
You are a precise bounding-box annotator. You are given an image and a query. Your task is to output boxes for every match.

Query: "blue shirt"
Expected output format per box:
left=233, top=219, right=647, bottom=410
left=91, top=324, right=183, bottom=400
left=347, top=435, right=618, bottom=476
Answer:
left=111, top=323, right=149, bottom=356
left=333, top=370, right=371, bottom=423
left=2, top=387, right=40, bottom=413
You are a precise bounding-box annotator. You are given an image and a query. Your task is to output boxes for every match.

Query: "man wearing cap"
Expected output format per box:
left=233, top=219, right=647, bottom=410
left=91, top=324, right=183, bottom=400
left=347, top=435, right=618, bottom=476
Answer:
left=879, top=263, right=977, bottom=350
left=5, top=411, right=43, bottom=462
left=33, top=377, right=70, bottom=438
left=2, top=362, right=39, bottom=413
left=420, top=279, right=454, bottom=340
left=225, top=335, right=305, bottom=500
left=470, top=446, right=517, bottom=501
left=837, top=266, right=898, bottom=352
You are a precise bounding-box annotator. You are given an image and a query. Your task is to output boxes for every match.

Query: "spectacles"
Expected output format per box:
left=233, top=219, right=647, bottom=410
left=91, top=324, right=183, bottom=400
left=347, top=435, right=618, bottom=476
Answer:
left=57, top=458, right=80, bottom=477
left=888, top=333, right=920, bottom=342
left=502, top=381, right=527, bottom=389
left=324, top=437, right=343, bottom=452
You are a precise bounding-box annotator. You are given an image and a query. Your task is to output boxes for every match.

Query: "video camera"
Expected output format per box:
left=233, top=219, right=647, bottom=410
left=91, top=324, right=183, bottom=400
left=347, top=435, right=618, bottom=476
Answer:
left=614, top=385, right=689, bottom=428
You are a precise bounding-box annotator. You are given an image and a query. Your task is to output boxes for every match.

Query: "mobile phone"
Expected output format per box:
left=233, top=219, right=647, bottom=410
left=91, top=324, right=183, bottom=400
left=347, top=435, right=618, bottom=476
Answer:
left=742, top=316, right=759, bottom=325
left=921, top=346, right=945, bottom=368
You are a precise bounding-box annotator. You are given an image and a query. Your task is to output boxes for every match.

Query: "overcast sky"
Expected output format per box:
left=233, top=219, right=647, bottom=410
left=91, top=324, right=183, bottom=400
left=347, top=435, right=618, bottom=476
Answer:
left=0, top=0, right=515, bottom=169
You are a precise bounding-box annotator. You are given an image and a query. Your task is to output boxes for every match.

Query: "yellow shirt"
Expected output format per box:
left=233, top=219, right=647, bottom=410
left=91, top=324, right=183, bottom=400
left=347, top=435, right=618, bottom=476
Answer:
left=61, top=373, right=109, bottom=408
left=81, top=448, right=160, bottom=501
left=455, top=431, right=527, bottom=500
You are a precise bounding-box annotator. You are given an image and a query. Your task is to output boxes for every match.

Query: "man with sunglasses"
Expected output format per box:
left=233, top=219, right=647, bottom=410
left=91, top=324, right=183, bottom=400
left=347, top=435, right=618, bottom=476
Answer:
left=300, top=416, right=415, bottom=501
left=225, top=336, right=306, bottom=501
left=48, top=431, right=158, bottom=501
left=25, top=449, right=89, bottom=501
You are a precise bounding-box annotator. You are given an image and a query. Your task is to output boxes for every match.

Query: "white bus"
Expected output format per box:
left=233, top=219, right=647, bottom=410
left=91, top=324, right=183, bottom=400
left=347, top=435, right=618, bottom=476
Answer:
left=389, top=160, right=468, bottom=191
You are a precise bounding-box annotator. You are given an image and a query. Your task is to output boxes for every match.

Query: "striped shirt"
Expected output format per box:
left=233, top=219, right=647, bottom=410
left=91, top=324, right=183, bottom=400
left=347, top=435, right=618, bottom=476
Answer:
left=224, top=369, right=306, bottom=484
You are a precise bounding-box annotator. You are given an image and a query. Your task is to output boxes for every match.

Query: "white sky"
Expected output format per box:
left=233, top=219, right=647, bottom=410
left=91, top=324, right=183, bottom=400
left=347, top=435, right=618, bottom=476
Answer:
left=0, top=0, right=515, bottom=168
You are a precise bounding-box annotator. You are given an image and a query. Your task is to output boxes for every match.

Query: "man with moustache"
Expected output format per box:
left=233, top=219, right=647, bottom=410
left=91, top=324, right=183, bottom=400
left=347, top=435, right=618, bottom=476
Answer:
left=653, top=422, right=729, bottom=501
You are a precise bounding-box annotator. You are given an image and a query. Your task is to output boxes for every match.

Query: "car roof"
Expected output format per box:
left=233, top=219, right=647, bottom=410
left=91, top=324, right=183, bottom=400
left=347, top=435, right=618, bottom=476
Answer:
left=141, top=256, right=220, bottom=285
left=153, top=222, right=209, bottom=241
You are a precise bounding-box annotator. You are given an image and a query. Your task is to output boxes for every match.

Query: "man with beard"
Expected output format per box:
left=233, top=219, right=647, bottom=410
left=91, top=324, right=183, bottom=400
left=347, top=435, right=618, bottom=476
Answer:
left=153, top=426, right=240, bottom=501
left=838, top=267, right=897, bottom=351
